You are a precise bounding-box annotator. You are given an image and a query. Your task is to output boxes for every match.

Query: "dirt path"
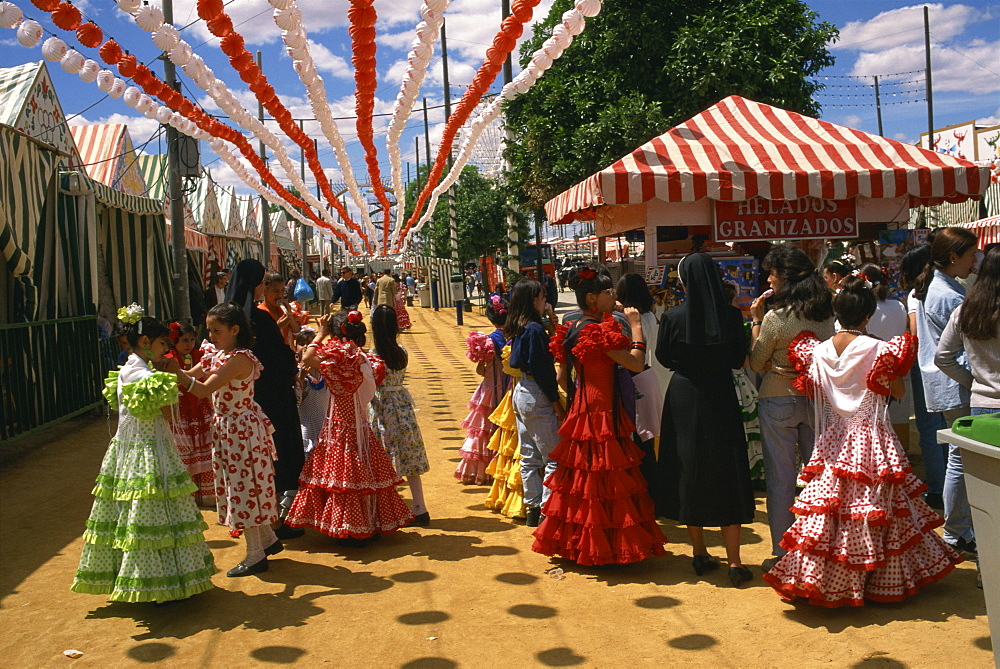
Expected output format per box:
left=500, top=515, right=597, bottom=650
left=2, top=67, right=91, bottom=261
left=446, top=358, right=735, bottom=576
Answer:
left=0, top=303, right=993, bottom=667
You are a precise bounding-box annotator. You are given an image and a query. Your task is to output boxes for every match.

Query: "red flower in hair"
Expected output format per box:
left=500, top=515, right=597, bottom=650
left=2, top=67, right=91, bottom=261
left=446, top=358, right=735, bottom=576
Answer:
left=347, top=310, right=363, bottom=324
left=578, top=267, right=596, bottom=280
left=168, top=322, right=183, bottom=342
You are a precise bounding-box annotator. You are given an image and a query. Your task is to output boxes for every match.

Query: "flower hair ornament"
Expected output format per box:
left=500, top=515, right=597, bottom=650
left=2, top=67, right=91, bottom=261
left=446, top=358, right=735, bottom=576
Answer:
left=117, top=303, right=145, bottom=333
left=341, top=310, right=364, bottom=335
left=168, top=322, right=183, bottom=342
left=489, top=293, right=508, bottom=315
left=850, top=269, right=873, bottom=290
left=578, top=267, right=596, bottom=280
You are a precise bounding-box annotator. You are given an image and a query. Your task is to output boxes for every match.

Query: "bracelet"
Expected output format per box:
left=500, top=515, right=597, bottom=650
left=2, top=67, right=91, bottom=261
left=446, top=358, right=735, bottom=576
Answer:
left=305, top=342, right=320, bottom=349
left=752, top=321, right=763, bottom=327
left=186, top=376, right=196, bottom=393
left=631, top=341, right=647, bottom=351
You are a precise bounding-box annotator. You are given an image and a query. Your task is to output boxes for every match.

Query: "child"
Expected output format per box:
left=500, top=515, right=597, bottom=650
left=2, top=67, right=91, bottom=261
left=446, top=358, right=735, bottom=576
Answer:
left=455, top=294, right=510, bottom=486
left=296, top=328, right=330, bottom=456
left=484, top=343, right=527, bottom=519
left=170, top=303, right=282, bottom=577
left=764, top=276, right=962, bottom=606
left=72, top=305, right=215, bottom=603
left=533, top=268, right=666, bottom=566
left=285, top=310, right=413, bottom=546
left=393, top=278, right=413, bottom=331
left=165, top=322, right=215, bottom=504
left=369, top=305, right=429, bottom=523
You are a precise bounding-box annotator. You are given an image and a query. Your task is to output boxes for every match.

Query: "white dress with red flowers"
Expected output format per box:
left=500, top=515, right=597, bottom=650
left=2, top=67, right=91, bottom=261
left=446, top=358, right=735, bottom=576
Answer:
left=763, top=332, right=961, bottom=607
left=208, top=348, right=279, bottom=530
left=285, top=339, right=413, bottom=538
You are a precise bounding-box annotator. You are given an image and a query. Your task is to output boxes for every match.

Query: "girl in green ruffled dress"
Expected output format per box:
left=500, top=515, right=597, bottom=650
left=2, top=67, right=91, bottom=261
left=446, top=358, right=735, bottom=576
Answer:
left=71, top=306, right=216, bottom=603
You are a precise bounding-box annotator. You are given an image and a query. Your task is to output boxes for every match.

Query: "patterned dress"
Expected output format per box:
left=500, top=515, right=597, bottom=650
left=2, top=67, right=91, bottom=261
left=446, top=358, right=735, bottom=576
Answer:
left=71, top=355, right=216, bottom=603
left=207, top=348, right=279, bottom=530
left=165, top=348, right=215, bottom=498
left=370, top=352, right=429, bottom=478
left=455, top=330, right=509, bottom=485
left=286, top=339, right=413, bottom=538
left=763, top=332, right=962, bottom=607
left=394, top=287, right=412, bottom=331
left=484, top=345, right=526, bottom=519
left=733, top=368, right=765, bottom=483
left=532, top=316, right=667, bottom=566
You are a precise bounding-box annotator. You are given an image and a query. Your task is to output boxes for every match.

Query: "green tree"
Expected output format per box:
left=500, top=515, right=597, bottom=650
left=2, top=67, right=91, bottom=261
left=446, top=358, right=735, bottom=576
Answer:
left=505, top=0, right=838, bottom=210
left=403, top=165, right=512, bottom=263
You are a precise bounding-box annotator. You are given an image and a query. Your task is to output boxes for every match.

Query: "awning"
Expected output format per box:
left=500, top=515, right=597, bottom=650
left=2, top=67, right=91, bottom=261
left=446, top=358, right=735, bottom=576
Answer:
left=165, top=222, right=210, bottom=252
left=545, top=95, right=990, bottom=225
left=964, top=214, right=1000, bottom=248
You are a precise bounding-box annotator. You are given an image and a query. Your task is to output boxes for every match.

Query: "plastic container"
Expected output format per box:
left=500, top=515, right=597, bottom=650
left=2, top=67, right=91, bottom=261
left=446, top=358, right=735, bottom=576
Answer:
left=418, top=285, right=431, bottom=308
left=940, top=428, right=1000, bottom=667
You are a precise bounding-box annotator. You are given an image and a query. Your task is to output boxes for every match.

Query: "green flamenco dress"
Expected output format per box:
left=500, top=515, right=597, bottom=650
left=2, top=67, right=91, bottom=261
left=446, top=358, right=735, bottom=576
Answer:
left=71, top=354, right=216, bottom=603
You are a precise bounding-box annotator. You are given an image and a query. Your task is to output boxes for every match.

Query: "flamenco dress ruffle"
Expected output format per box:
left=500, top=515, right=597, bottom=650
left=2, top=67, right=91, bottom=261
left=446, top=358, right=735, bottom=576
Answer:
left=456, top=331, right=507, bottom=485
left=165, top=350, right=215, bottom=499
left=484, top=387, right=526, bottom=518
left=287, top=342, right=413, bottom=538
left=531, top=316, right=666, bottom=566
left=72, top=362, right=216, bottom=603
left=763, top=333, right=961, bottom=607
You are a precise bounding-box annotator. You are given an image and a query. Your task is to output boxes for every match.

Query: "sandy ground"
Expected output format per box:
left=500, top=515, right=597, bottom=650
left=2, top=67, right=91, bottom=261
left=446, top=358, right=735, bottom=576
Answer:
left=0, top=300, right=994, bottom=668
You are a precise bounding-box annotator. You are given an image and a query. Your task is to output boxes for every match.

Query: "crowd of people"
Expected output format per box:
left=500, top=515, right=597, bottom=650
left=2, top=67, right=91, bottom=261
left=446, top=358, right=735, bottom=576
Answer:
left=72, top=229, right=997, bottom=610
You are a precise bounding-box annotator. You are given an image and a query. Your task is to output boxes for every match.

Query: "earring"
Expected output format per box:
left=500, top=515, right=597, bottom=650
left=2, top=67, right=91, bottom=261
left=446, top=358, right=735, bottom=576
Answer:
left=142, top=346, right=154, bottom=357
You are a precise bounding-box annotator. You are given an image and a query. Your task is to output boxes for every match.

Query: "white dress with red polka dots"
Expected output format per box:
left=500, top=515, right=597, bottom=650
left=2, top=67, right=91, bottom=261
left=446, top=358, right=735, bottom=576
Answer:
left=285, top=339, right=413, bottom=539
left=208, top=348, right=279, bottom=530
left=763, top=332, right=962, bottom=607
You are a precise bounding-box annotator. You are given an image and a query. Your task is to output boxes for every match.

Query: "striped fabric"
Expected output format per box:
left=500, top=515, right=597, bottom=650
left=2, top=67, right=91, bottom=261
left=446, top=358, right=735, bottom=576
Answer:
left=245, top=197, right=260, bottom=238
left=189, top=171, right=225, bottom=234
left=545, top=95, right=991, bottom=224
left=69, top=124, right=147, bottom=196
left=0, top=62, right=37, bottom=127
left=964, top=214, right=1000, bottom=248
left=98, top=203, right=175, bottom=320
left=0, top=125, right=60, bottom=275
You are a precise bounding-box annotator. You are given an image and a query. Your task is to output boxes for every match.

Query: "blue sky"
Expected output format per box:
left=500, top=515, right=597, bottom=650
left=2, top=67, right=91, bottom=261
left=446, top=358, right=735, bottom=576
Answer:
left=1, top=0, right=998, bottom=220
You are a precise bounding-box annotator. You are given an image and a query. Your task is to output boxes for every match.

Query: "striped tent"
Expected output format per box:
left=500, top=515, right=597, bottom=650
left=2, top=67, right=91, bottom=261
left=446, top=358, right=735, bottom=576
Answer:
left=964, top=214, right=1000, bottom=248
left=188, top=170, right=225, bottom=235
left=545, top=95, right=991, bottom=225
left=0, top=125, right=60, bottom=276
left=0, top=62, right=80, bottom=163
left=70, top=124, right=147, bottom=196
left=136, top=153, right=206, bottom=250
left=215, top=185, right=240, bottom=236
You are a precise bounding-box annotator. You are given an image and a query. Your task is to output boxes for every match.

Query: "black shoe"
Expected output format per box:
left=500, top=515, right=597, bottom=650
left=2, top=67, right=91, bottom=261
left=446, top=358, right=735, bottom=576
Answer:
left=692, top=554, right=720, bottom=576
left=227, top=557, right=268, bottom=577
left=923, top=492, right=944, bottom=510
left=525, top=507, right=542, bottom=527
left=956, top=537, right=978, bottom=556
left=274, top=524, right=305, bottom=540
left=411, top=511, right=431, bottom=527
left=729, top=565, right=753, bottom=587
left=264, top=538, right=284, bottom=556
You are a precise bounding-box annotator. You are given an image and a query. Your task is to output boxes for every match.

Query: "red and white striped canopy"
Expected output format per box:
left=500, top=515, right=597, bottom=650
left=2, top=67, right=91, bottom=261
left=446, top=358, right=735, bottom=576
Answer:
left=545, top=96, right=990, bottom=224
left=964, top=214, right=1000, bottom=248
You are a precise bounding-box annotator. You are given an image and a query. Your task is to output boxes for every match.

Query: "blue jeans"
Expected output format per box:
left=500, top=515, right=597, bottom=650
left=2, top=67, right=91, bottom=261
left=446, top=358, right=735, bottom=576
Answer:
left=759, top=396, right=815, bottom=556
left=942, top=408, right=974, bottom=545
left=513, top=377, right=561, bottom=509
left=911, top=367, right=948, bottom=495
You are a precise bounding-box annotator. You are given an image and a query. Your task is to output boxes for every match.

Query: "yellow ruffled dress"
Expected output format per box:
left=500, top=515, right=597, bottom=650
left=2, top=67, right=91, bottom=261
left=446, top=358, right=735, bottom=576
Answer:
left=484, top=345, right=526, bottom=519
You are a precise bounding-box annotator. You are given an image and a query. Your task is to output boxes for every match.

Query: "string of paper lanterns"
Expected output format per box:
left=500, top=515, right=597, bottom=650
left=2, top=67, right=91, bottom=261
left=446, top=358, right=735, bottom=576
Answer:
left=396, top=0, right=601, bottom=249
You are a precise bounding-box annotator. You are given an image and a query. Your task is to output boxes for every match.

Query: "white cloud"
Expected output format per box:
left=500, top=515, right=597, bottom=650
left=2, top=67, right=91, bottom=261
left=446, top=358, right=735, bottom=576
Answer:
left=842, top=114, right=863, bottom=128
left=832, top=3, right=979, bottom=51
left=306, top=40, right=354, bottom=79
left=977, top=106, right=1000, bottom=126
left=851, top=41, right=1000, bottom=93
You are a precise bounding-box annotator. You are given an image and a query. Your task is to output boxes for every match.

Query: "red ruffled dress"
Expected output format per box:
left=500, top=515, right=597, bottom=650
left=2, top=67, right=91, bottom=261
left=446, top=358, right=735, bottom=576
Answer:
left=455, top=330, right=509, bottom=485
left=763, top=332, right=962, bottom=607
left=285, top=339, right=413, bottom=539
left=394, top=288, right=412, bottom=331
left=531, top=316, right=667, bottom=566
left=164, top=348, right=215, bottom=499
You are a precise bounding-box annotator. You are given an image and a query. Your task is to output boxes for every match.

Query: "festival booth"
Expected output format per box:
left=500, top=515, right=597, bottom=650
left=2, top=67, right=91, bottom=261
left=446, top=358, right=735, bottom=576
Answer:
left=69, top=123, right=147, bottom=196
left=270, top=209, right=298, bottom=276
left=964, top=214, right=1000, bottom=248
left=545, top=95, right=991, bottom=313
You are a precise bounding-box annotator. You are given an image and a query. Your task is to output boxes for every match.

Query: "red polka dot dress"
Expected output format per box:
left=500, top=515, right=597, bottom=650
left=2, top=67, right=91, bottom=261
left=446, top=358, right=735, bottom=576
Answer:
left=208, top=349, right=279, bottom=530
left=763, top=332, right=962, bottom=607
left=285, top=339, right=413, bottom=539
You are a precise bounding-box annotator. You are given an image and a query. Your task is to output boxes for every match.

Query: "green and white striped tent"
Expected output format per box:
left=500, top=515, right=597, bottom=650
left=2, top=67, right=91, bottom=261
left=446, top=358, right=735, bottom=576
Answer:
left=189, top=169, right=225, bottom=235
left=0, top=62, right=80, bottom=163
left=215, top=185, right=241, bottom=237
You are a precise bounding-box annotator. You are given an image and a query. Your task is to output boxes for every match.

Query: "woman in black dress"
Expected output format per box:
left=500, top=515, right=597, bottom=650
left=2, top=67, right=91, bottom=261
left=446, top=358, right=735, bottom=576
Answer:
left=228, top=259, right=306, bottom=540
left=654, top=252, right=755, bottom=586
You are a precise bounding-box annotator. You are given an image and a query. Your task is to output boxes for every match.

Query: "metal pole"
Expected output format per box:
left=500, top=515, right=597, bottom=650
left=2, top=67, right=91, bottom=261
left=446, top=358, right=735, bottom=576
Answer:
left=924, top=6, right=934, bottom=151
left=422, top=98, right=432, bottom=185
left=874, top=75, right=883, bottom=136
left=441, top=18, right=462, bottom=324
left=161, top=0, right=191, bottom=321
left=501, top=0, right=518, bottom=279
left=257, top=51, right=270, bottom=268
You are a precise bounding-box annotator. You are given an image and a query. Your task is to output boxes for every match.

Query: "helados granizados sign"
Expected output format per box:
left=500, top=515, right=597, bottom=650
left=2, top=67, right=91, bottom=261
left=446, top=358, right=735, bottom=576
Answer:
left=713, top=197, right=858, bottom=243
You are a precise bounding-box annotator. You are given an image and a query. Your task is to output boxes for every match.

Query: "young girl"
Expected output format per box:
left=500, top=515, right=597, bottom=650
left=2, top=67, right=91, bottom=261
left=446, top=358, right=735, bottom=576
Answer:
left=369, top=305, right=429, bottom=524
left=72, top=305, right=216, bottom=603
left=296, top=328, right=330, bottom=456
left=170, top=303, right=281, bottom=577
left=285, top=310, right=413, bottom=546
left=484, top=342, right=527, bottom=519
left=507, top=280, right=565, bottom=528
left=533, top=268, right=666, bottom=566
left=764, top=276, right=961, bottom=607
left=165, top=322, right=215, bottom=505
left=455, top=294, right=510, bottom=486
left=393, top=277, right=413, bottom=331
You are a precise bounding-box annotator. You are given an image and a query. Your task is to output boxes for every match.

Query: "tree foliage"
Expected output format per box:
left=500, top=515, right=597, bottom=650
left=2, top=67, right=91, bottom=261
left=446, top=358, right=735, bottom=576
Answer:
left=403, top=165, right=510, bottom=262
left=504, top=0, right=839, bottom=210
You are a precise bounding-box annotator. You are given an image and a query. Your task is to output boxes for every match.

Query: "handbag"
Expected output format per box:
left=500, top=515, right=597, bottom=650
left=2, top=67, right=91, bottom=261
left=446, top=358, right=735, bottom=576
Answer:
left=294, top=276, right=315, bottom=302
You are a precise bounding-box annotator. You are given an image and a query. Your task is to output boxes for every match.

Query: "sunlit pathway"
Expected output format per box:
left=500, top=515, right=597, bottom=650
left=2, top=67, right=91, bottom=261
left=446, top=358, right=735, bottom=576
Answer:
left=0, top=302, right=992, bottom=667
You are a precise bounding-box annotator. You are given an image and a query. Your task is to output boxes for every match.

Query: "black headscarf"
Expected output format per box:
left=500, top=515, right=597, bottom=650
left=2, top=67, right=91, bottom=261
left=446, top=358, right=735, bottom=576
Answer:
left=675, top=252, right=729, bottom=345
left=226, top=259, right=265, bottom=316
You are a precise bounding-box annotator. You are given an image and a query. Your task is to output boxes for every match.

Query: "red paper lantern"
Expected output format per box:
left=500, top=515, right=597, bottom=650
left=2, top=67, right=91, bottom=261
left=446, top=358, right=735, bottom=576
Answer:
left=98, top=39, right=123, bottom=65
left=220, top=32, right=244, bottom=56
left=205, top=15, right=232, bottom=37
left=197, top=0, right=222, bottom=21
left=30, top=0, right=58, bottom=11
left=51, top=2, right=82, bottom=30
left=75, top=22, right=102, bottom=48
left=117, top=53, right=137, bottom=78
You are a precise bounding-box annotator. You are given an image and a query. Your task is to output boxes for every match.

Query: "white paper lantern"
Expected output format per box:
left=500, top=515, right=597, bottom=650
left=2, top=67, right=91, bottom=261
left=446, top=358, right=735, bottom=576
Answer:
left=168, top=42, right=192, bottom=66
left=16, top=20, right=40, bottom=47
left=530, top=51, right=553, bottom=71
left=152, top=24, right=180, bottom=51
left=41, top=37, right=68, bottom=62
left=135, top=4, right=164, bottom=31
left=282, top=27, right=305, bottom=49
left=268, top=0, right=292, bottom=9
left=123, top=86, right=141, bottom=107
left=78, top=59, right=99, bottom=82
left=562, top=9, right=585, bottom=35
left=116, top=0, right=141, bottom=13
left=60, top=50, right=86, bottom=74
left=156, top=106, right=173, bottom=123
left=96, top=69, right=116, bottom=91
left=424, top=0, right=448, bottom=12
left=136, top=94, right=153, bottom=113
left=575, top=0, right=601, bottom=18
left=109, top=78, right=126, bottom=98
left=0, top=1, right=23, bottom=29
left=210, top=137, right=225, bottom=152
left=273, top=5, right=300, bottom=31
